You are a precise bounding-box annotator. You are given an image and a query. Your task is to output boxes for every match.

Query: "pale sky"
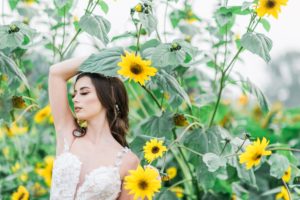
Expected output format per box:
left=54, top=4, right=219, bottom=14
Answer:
left=2, top=0, right=299, bottom=98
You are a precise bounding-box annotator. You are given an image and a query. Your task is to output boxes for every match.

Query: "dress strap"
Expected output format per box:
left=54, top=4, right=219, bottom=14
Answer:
left=63, top=138, right=70, bottom=152
left=114, top=147, right=130, bottom=168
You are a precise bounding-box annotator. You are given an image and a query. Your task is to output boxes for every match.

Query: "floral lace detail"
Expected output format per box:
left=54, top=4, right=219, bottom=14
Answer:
left=50, top=138, right=130, bottom=200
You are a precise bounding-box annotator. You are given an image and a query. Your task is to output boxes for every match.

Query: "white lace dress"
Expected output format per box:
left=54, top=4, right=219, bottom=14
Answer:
left=50, top=138, right=131, bottom=200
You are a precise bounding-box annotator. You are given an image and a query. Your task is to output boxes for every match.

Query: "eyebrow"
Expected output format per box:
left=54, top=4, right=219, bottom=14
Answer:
left=74, top=86, right=90, bottom=92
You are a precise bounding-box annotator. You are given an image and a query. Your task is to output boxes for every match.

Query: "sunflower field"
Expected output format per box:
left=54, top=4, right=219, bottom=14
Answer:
left=1, top=0, right=300, bottom=200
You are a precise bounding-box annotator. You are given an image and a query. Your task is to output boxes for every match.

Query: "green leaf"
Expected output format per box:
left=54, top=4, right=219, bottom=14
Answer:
left=154, top=69, right=191, bottom=108
left=111, top=32, right=135, bottom=42
left=8, top=0, right=20, bottom=10
left=54, top=0, right=70, bottom=8
left=169, top=10, right=186, bottom=28
left=140, top=110, right=175, bottom=140
left=178, top=24, right=199, bottom=35
left=241, top=32, right=273, bottom=63
left=242, top=2, right=253, bottom=11
left=79, top=47, right=124, bottom=77
left=151, top=39, right=197, bottom=68
left=268, top=154, right=289, bottom=179
left=203, top=153, right=227, bottom=172
left=0, top=22, right=37, bottom=49
left=242, top=78, right=270, bottom=114
left=129, top=135, right=150, bottom=158
left=138, top=13, right=157, bottom=35
left=98, top=0, right=109, bottom=14
left=155, top=189, right=178, bottom=199
left=140, top=39, right=161, bottom=53
left=79, top=14, right=111, bottom=45
left=228, top=156, right=257, bottom=187
left=260, top=18, right=271, bottom=32
left=0, top=52, right=30, bottom=89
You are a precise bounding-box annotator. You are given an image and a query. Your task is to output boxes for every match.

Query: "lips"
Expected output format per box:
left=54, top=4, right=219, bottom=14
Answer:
left=75, top=107, right=82, bottom=112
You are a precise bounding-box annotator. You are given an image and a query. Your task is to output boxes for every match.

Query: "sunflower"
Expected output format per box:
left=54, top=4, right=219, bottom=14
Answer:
left=6, top=123, right=28, bottom=137
left=31, top=182, right=47, bottom=197
left=2, top=146, right=9, bottom=159
left=117, top=51, right=157, bottom=86
left=23, top=0, right=36, bottom=6
left=162, top=166, right=177, bottom=181
left=170, top=186, right=184, bottom=198
left=124, top=165, right=161, bottom=200
left=143, top=138, right=167, bottom=163
left=276, top=186, right=290, bottom=200
left=239, top=137, right=272, bottom=169
left=19, top=172, right=28, bottom=182
left=11, top=162, right=21, bottom=173
left=34, top=104, right=52, bottom=124
left=238, top=94, right=249, bottom=106
left=256, top=0, right=288, bottom=19
left=282, top=166, right=291, bottom=183
left=11, top=185, right=30, bottom=200
left=35, top=155, right=54, bottom=187
left=185, top=10, right=197, bottom=24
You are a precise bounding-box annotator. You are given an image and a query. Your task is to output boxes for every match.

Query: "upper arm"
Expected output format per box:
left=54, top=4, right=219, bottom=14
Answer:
left=117, top=153, right=140, bottom=200
left=48, top=68, right=76, bottom=146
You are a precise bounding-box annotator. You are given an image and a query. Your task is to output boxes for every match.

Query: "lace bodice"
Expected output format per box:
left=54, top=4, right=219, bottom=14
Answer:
left=50, top=138, right=130, bottom=200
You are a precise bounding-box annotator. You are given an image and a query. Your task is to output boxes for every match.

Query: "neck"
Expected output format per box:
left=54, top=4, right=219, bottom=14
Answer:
left=85, top=111, right=114, bottom=145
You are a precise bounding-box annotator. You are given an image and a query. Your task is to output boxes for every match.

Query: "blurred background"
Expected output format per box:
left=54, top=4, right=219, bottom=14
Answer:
left=1, top=0, right=299, bottom=107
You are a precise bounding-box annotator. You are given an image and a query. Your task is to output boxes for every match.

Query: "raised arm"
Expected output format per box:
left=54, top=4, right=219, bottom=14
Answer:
left=48, top=56, right=89, bottom=152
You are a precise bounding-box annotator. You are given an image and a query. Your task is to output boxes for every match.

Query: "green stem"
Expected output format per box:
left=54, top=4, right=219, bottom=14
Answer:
left=268, top=147, right=300, bottom=153
left=282, top=178, right=292, bottom=200
left=155, top=28, right=162, bottom=42
left=1, top=0, right=5, bottom=25
left=163, top=0, right=169, bottom=42
left=127, top=83, right=149, bottom=118
left=61, top=29, right=81, bottom=57
left=184, top=113, right=202, bottom=123
left=177, top=144, right=200, bottom=199
left=168, top=121, right=202, bottom=149
left=59, top=7, right=66, bottom=60
left=167, top=178, right=192, bottom=190
left=140, top=84, right=162, bottom=111
left=177, top=144, right=203, bottom=157
left=135, top=24, right=142, bottom=55
left=61, top=0, right=94, bottom=58
left=172, top=129, right=199, bottom=199
left=208, top=71, right=225, bottom=127
left=219, top=140, right=229, bottom=156
left=169, top=147, right=196, bottom=200
left=235, top=135, right=247, bottom=153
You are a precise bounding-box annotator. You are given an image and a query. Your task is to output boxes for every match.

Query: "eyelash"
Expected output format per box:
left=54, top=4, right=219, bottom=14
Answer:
left=72, top=92, right=88, bottom=98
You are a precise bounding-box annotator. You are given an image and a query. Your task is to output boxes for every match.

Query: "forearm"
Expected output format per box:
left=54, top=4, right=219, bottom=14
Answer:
left=49, top=56, right=90, bottom=81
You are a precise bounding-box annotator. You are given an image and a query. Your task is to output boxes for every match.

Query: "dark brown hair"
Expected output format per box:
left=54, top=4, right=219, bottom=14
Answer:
left=74, top=72, right=129, bottom=147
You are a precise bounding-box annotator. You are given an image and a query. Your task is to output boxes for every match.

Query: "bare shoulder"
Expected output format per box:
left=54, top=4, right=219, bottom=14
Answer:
left=120, top=150, right=140, bottom=179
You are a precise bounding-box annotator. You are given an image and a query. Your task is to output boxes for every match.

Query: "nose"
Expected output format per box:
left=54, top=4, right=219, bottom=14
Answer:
left=72, top=95, right=79, bottom=103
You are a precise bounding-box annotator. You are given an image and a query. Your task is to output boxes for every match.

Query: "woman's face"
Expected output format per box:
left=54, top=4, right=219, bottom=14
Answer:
left=72, top=76, right=104, bottom=120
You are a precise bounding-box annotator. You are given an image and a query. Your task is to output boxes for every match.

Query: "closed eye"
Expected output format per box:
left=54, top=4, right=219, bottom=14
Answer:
left=71, top=92, right=89, bottom=99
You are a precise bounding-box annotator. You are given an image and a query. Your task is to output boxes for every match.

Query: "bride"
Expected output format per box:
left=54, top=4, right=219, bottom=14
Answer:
left=48, top=56, right=140, bottom=200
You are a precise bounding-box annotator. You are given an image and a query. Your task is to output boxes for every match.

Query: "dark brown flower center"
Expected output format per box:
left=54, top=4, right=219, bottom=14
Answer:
left=253, top=153, right=262, bottom=160
left=130, top=63, right=143, bottom=74
left=152, top=146, right=160, bottom=154
left=19, top=193, right=25, bottom=200
left=266, top=0, right=276, bottom=8
left=138, top=180, right=148, bottom=190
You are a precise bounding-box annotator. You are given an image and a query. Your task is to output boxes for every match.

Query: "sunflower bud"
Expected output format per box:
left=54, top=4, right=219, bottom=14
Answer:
left=8, top=24, right=20, bottom=34
left=170, top=42, right=181, bottom=52
left=173, top=113, right=189, bottom=126
left=134, top=3, right=143, bottom=12
left=12, top=96, right=26, bottom=109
